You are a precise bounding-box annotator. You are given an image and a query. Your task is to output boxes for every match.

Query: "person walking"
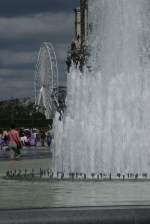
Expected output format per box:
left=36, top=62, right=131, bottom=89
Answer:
left=0, top=130, right=4, bottom=150
left=8, top=124, right=21, bottom=159
left=46, top=128, right=53, bottom=148
left=40, top=128, right=46, bottom=147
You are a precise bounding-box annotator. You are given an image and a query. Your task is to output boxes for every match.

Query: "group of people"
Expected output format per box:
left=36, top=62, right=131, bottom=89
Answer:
left=39, top=128, right=53, bottom=147
left=20, top=129, right=37, bottom=147
left=0, top=125, right=54, bottom=160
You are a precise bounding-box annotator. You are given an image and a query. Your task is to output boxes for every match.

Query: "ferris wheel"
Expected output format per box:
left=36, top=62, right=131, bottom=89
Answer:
left=35, top=42, right=59, bottom=119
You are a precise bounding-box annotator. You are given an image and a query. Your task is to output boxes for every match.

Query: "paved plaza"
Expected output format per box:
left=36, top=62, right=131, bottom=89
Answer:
left=0, top=206, right=150, bottom=224
left=0, top=145, right=51, bottom=161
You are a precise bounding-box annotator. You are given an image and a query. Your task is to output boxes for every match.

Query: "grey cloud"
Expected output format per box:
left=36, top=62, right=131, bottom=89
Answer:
left=0, top=2, right=78, bottom=99
left=0, top=12, right=74, bottom=62
left=55, top=43, right=70, bottom=61
left=0, top=50, right=35, bottom=66
left=0, top=69, right=34, bottom=99
left=0, top=82, right=34, bottom=99
left=0, top=68, right=33, bottom=80
left=0, top=13, right=74, bottom=40
left=0, top=12, right=74, bottom=69
left=0, top=35, right=71, bottom=52
left=0, top=0, right=80, bottom=17
left=0, top=68, right=34, bottom=99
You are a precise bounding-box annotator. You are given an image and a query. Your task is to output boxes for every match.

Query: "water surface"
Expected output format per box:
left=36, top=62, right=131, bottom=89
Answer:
left=1, top=158, right=150, bottom=209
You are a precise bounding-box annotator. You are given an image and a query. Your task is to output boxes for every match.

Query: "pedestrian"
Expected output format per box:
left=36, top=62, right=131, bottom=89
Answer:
left=0, top=130, right=4, bottom=150
left=40, top=128, right=46, bottom=147
left=46, top=128, right=53, bottom=148
left=8, top=124, right=21, bottom=159
left=3, top=130, right=9, bottom=146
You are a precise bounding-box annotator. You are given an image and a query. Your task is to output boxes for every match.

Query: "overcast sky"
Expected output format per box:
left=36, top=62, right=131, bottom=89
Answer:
left=0, top=0, right=79, bottom=100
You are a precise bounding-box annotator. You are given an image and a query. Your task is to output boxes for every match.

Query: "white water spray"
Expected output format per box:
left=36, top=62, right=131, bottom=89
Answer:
left=54, top=0, right=150, bottom=175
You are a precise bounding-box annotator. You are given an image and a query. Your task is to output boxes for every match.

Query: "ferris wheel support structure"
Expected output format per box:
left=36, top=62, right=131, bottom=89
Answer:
left=35, top=42, right=59, bottom=119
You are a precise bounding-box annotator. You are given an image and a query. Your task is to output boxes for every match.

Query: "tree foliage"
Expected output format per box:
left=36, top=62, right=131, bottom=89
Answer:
left=0, top=98, right=46, bottom=121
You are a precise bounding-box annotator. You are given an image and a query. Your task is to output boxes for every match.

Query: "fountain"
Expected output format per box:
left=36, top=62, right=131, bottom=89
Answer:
left=54, top=0, right=150, bottom=176
left=2, top=2, right=150, bottom=222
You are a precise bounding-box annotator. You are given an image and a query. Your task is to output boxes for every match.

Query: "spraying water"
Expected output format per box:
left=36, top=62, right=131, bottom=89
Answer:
left=54, top=0, right=150, bottom=175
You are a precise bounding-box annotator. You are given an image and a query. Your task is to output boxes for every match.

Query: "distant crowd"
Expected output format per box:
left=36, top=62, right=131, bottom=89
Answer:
left=0, top=125, right=53, bottom=159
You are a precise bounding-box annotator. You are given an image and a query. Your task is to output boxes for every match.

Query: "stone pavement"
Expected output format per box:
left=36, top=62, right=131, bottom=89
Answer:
left=0, top=146, right=52, bottom=161
left=0, top=206, right=150, bottom=224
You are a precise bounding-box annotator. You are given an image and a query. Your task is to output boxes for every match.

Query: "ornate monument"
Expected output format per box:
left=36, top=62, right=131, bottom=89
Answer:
left=66, top=0, right=89, bottom=72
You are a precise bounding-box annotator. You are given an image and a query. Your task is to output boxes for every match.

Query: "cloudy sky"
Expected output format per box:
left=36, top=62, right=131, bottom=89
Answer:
left=0, top=0, right=79, bottom=100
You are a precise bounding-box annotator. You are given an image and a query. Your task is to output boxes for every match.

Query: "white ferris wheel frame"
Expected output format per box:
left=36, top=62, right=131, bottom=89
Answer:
left=34, top=42, right=59, bottom=119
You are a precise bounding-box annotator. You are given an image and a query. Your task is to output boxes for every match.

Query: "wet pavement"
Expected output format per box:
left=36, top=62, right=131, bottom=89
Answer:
left=0, top=146, right=51, bottom=161
left=1, top=206, right=150, bottom=224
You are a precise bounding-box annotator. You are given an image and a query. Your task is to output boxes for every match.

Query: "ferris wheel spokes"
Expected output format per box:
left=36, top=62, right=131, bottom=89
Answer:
left=35, top=42, right=59, bottom=119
